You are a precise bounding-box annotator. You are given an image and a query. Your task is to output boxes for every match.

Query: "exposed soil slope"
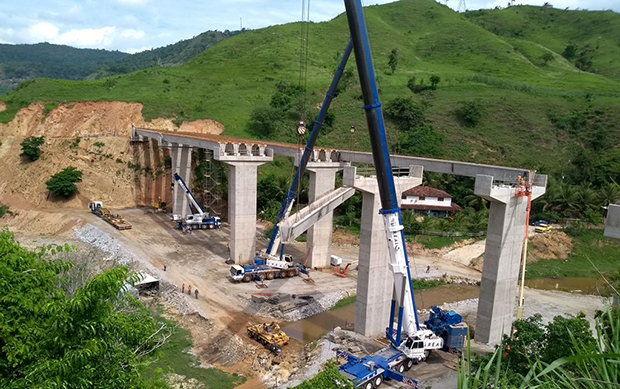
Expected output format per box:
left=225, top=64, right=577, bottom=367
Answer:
left=0, top=102, right=223, bottom=209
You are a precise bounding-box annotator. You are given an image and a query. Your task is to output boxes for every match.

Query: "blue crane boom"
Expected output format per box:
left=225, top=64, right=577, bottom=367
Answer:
left=265, top=39, right=353, bottom=257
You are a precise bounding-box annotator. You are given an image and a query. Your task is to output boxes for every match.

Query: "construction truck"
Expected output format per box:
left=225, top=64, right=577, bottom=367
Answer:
left=229, top=253, right=308, bottom=282
left=88, top=201, right=132, bottom=230
left=172, top=173, right=221, bottom=230
left=247, top=322, right=290, bottom=355
left=322, top=2, right=467, bottom=387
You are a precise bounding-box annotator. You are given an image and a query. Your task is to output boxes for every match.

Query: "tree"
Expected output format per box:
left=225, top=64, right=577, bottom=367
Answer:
left=543, top=313, right=595, bottom=363
left=456, top=99, right=485, bottom=127
left=0, top=230, right=169, bottom=388
left=247, top=106, right=283, bottom=138
left=562, top=43, right=578, bottom=60
left=46, top=167, right=83, bottom=197
left=385, top=97, right=426, bottom=130
left=575, top=45, right=595, bottom=72
left=388, top=48, right=399, bottom=74
left=20, top=136, right=45, bottom=161
left=598, top=183, right=620, bottom=206
left=541, top=52, right=554, bottom=65
left=429, top=75, right=441, bottom=89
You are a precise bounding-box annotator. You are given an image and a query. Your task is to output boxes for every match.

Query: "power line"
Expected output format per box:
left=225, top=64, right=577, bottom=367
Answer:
left=458, top=0, right=467, bottom=12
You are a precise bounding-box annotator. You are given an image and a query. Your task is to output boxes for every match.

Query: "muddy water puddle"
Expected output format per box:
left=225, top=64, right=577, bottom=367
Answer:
left=525, top=277, right=609, bottom=295
left=283, top=284, right=480, bottom=343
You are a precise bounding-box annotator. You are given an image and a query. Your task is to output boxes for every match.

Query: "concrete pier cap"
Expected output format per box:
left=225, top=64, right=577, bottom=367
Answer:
left=474, top=173, right=547, bottom=344
left=346, top=164, right=424, bottom=337
left=605, top=204, right=620, bottom=240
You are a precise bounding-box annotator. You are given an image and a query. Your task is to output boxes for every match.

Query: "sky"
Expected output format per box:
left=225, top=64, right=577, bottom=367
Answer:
left=0, top=0, right=618, bottom=53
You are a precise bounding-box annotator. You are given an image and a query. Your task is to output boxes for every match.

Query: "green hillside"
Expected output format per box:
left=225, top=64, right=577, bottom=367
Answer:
left=91, top=29, right=243, bottom=78
left=1, top=0, right=619, bottom=184
left=0, top=43, right=128, bottom=91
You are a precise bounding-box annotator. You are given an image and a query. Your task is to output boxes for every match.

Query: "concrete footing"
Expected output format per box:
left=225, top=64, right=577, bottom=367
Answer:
left=344, top=166, right=423, bottom=337
left=474, top=174, right=546, bottom=344
left=171, top=143, right=193, bottom=217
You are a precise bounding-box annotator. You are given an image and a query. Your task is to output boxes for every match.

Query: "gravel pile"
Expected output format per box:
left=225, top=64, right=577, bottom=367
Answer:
left=73, top=224, right=137, bottom=265
left=252, top=291, right=346, bottom=322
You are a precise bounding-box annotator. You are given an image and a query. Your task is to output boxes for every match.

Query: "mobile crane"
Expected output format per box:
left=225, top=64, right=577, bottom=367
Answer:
left=333, top=1, right=466, bottom=388
left=228, top=40, right=353, bottom=282
left=172, top=173, right=221, bottom=230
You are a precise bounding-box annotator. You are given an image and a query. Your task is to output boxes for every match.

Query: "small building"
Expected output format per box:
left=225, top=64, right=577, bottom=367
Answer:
left=401, top=186, right=462, bottom=218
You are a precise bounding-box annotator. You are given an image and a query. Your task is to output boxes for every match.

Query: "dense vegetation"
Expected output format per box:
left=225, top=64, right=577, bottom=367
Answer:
left=460, top=307, right=620, bottom=389
left=0, top=230, right=169, bottom=388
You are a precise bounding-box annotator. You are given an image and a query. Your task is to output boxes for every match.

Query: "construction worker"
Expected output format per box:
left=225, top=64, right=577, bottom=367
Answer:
left=194, top=289, right=199, bottom=299
left=188, top=285, right=192, bottom=295
left=182, top=283, right=185, bottom=293
left=426, top=265, right=430, bottom=274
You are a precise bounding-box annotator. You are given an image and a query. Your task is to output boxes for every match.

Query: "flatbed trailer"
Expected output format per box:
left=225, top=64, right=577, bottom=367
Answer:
left=89, top=202, right=132, bottom=230
left=229, top=263, right=303, bottom=282
left=337, top=349, right=418, bottom=389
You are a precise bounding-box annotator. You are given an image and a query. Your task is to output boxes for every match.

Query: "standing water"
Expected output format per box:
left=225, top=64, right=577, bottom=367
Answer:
left=282, top=284, right=480, bottom=343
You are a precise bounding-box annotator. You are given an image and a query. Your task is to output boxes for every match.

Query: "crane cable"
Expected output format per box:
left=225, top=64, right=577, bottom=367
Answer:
left=295, top=0, right=311, bottom=210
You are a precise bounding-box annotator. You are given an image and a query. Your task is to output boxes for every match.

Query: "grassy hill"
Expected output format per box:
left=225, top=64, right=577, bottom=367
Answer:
left=1, top=0, right=619, bottom=183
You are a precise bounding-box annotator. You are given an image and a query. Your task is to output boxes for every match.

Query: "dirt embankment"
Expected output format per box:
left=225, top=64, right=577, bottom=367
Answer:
left=527, top=231, right=573, bottom=263
left=0, top=101, right=224, bottom=210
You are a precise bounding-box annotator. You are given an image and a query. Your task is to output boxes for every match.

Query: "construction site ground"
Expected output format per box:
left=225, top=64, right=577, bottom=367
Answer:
left=3, top=203, right=610, bottom=389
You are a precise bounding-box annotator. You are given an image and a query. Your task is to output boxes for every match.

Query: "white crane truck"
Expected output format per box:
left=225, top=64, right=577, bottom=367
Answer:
left=172, top=173, right=221, bottom=230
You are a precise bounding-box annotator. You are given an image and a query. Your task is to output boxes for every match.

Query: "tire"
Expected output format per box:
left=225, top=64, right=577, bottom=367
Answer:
left=373, top=375, right=383, bottom=388
left=397, top=363, right=405, bottom=373
left=363, top=381, right=373, bottom=389
left=405, top=358, right=413, bottom=371
left=287, top=269, right=296, bottom=277
left=242, top=274, right=252, bottom=282
left=424, top=349, right=431, bottom=360
left=266, top=272, right=275, bottom=280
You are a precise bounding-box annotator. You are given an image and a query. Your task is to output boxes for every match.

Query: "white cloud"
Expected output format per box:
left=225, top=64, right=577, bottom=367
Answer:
left=27, top=22, right=59, bottom=41
left=119, top=29, right=146, bottom=39
left=115, top=0, right=151, bottom=6
left=125, top=45, right=153, bottom=54
left=54, top=26, right=116, bottom=47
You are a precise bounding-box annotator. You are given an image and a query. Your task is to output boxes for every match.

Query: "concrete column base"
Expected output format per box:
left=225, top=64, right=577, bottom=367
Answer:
left=306, top=165, right=342, bottom=268
left=344, top=166, right=423, bottom=337
left=172, top=144, right=192, bottom=217
left=474, top=174, right=546, bottom=344
left=227, top=161, right=266, bottom=264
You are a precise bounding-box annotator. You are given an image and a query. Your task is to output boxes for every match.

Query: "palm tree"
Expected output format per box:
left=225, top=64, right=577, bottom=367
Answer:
left=463, top=193, right=488, bottom=211
left=575, top=183, right=600, bottom=213
left=598, top=183, right=620, bottom=206
left=553, top=183, right=578, bottom=213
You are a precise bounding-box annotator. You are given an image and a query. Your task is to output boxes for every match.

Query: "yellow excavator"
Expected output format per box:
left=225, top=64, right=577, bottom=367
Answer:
left=247, top=322, right=289, bottom=355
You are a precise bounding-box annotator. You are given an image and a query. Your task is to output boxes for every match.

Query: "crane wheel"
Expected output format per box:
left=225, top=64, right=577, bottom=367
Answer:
left=266, top=272, right=275, bottom=280
left=279, top=271, right=287, bottom=278
left=373, top=375, right=383, bottom=388
left=363, top=381, right=373, bottom=389
left=287, top=269, right=296, bottom=277
left=397, top=363, right=405, bottom=373
left=424, top=350, right=431, bottom=360
left=405, top=358, right=413, bottom=371
left=242, top=274, right=252, bottom=282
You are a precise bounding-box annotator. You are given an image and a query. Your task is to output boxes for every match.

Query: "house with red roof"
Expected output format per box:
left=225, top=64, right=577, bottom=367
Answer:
left=401, top=186, right=462, bottom=218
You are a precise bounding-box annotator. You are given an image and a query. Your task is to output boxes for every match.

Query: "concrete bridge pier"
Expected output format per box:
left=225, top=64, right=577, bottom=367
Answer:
left=344, top=165, right=424, bottom=336
left=171, top=143, right=193, bottom=217
left=474, top=174, right=547, bottom=344
left=302, top=157, right=349, bottom=268
left=217, top=142, right=273, bottom=264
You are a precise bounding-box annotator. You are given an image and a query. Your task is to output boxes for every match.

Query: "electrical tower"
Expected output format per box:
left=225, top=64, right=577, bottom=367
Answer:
left=458, top=0, right=467, bottom=12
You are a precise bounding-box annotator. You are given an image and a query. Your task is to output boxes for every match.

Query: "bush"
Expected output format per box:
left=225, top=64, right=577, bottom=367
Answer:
left=20, top=136, right=45, bottom=161
left=456, top=99, right=485, bottom=127
left=69, top=137, right=81, bottom=149
left=247, top=106, right=283, bottom=138
left=385, top=97, right=426, bottom=130
left=46, top=167, right=83, bottom=197
left=0, top=204, right=11, bottom=218
left=398, top=125, right=445, bottom=157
